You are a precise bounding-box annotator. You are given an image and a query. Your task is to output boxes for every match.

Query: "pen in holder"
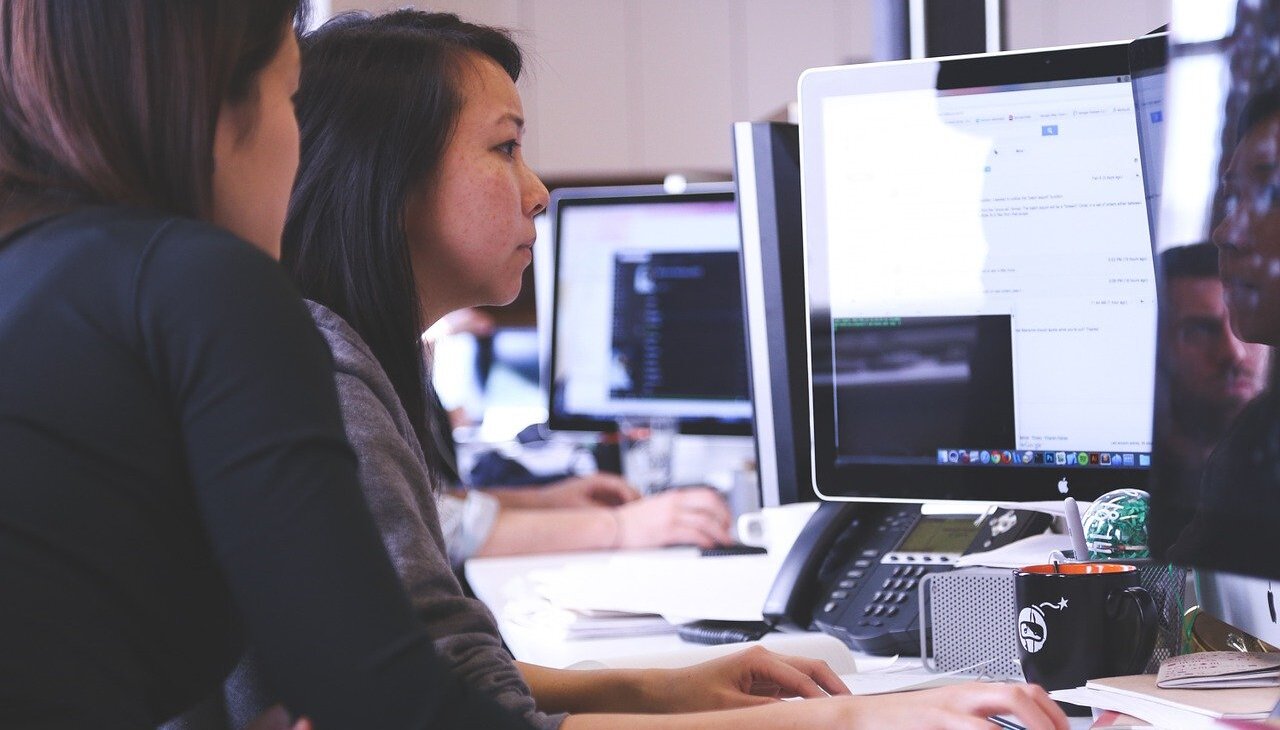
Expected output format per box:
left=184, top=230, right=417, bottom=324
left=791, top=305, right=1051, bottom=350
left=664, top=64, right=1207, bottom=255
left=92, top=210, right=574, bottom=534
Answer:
left=1063, top=496, right=1089, bottom=561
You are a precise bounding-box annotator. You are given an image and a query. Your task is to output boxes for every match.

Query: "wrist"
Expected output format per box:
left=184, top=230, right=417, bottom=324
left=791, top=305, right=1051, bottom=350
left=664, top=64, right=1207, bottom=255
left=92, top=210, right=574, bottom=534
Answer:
left=614, top=668, right=666, bottom=713
left=608, top=506, right=626, bottom=549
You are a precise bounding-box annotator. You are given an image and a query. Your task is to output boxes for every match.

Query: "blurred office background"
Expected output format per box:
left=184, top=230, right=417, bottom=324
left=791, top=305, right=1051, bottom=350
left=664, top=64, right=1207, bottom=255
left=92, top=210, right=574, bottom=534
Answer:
left=315, top=1, right=1168, bottom=182
left=304, top=0, right=1170, bottom=433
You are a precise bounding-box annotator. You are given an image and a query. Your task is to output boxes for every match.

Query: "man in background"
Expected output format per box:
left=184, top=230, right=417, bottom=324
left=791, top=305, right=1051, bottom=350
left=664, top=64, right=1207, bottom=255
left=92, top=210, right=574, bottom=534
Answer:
left=1152, top=242, right=1269, bottom=549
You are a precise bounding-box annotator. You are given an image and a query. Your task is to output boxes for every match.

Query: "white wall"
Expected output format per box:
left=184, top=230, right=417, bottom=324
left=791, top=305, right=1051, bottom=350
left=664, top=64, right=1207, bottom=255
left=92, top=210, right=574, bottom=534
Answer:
left=325, top=0, right=872, bottom=179
left=324, top=0, right=1170, bottom=179
left=1003, top=0, right=1169, bottom=51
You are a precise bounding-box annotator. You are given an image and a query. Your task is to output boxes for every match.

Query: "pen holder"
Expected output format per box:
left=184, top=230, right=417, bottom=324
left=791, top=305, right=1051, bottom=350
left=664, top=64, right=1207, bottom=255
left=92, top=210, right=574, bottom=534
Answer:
left=1127, top=559, right=1188, bottom=672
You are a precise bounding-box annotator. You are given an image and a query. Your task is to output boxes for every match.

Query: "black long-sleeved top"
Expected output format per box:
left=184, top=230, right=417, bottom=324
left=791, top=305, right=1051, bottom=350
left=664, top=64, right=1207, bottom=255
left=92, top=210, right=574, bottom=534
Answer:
left=0, top=207, right=526, bottom=729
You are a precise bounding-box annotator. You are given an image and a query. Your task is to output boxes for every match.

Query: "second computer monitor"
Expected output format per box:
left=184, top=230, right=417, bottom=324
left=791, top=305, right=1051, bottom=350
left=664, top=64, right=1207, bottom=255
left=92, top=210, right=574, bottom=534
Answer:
left=547, top=184, right=752, bottom=435
left=800, top=41, right=1158, bottom=502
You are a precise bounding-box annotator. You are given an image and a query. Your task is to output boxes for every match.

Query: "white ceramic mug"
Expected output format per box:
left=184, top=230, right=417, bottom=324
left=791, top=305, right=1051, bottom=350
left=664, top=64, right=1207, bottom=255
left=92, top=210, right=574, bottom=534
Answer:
left=736, top=502, right=820, bottom=553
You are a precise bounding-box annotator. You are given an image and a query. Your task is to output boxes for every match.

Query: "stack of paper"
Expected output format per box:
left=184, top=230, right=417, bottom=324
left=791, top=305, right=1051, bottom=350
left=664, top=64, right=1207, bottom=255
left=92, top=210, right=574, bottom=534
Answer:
left=1156, top=651, right=1280, bottom=689
left=502, top=596, right=675, bottom=640
left=525, top=552, right=779, bottom=623
left=1050, top=673, right=1280, bottom=728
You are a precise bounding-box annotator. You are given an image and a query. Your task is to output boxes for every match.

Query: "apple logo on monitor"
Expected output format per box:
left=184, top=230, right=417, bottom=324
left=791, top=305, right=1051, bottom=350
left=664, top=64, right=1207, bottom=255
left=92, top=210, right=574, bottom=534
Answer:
left=1057, top=477, right=1069, bottom=494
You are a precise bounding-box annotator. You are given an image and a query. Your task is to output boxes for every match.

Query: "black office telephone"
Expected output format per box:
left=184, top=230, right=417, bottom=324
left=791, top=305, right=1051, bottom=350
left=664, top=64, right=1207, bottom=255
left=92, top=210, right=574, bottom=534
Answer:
left=762, top=502, right=1051, bottom=656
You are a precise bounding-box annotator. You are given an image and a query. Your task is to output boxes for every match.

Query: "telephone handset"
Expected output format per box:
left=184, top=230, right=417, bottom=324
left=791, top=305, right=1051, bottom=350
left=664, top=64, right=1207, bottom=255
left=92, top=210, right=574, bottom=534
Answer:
left=762, top=502, right=1051, bottom=656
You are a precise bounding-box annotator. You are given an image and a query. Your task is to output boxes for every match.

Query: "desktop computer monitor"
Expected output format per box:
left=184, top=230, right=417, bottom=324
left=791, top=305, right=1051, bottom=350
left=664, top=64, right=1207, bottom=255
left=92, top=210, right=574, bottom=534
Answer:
left=1148, top=0, right=1280, bottom=650
left=799, top=41, right=1158, bottom=503
left=732, top=122, right=817, bottom=506
left=547, top=184, right=753, bottom=435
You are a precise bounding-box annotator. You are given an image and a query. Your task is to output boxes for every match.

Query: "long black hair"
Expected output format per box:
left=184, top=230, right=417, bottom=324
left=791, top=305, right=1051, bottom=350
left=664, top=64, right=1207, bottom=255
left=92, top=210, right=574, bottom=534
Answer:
left=0, top=0, right=305, bottom=222
left=283, top=10, right=522, bottom=447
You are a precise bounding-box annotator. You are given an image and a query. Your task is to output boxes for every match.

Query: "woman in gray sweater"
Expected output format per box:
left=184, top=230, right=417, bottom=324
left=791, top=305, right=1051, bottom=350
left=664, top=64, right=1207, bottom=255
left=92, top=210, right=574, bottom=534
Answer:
left=270, top=9, right=1070, bottom=730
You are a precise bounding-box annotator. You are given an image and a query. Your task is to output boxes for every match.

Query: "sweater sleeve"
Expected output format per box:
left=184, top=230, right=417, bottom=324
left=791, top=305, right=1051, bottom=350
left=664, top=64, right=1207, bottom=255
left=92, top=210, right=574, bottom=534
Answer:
left=331, top=367, right=564, bottom=730
left=133, top=221, right=528, bottom=729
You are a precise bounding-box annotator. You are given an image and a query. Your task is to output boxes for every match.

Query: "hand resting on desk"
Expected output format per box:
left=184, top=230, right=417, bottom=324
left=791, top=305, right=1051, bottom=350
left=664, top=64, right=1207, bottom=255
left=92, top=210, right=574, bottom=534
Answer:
left=525, top=645, right=1068, bottom=729
left=498, top=474, right=734, bottom=549
left=475, top=479, right=733, bottom=556
left=613, top=487, right=733, bottom=548
left=557, top=679, right=1068, bottom=729
left=486, top=473, right=641, bottom=509
left=521, top=645, right=849, bottom=715
left=657, top=644, right=850, bottom=710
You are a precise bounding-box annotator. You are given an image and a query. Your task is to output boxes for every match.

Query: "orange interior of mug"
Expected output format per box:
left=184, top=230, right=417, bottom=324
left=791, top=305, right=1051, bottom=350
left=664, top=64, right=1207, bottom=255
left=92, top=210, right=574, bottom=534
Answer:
left=1019, top=562, right=1136, bottom=575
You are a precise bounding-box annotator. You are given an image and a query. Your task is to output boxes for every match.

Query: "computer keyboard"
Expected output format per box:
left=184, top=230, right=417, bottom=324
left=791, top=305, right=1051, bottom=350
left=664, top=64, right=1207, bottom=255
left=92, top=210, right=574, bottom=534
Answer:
left=699, top=543, right=768, bottom=557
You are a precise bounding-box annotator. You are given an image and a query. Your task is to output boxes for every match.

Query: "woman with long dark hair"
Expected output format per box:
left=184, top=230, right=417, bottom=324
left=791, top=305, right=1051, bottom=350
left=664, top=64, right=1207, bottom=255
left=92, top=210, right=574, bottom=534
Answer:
left=279, top=10, right=1070, bottom=730
left=0, top=2, right=527, bottom=727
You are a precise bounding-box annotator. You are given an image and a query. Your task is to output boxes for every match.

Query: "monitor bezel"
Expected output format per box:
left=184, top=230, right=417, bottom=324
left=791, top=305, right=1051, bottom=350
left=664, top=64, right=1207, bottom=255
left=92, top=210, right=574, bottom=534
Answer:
left=546, top=183, right=752, bottom=436
left=799, top=41, right=1153, bottom=503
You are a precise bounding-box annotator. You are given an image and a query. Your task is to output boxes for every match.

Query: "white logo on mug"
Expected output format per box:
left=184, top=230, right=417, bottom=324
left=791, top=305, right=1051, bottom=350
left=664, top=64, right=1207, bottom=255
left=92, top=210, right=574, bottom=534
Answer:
left=1018, top=598, right=1068, bottom=654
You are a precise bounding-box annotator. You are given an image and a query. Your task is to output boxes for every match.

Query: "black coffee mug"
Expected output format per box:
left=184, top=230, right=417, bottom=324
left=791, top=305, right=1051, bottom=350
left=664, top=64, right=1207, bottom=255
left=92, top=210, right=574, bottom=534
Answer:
left=1014, top=562, right=1157, bottom=693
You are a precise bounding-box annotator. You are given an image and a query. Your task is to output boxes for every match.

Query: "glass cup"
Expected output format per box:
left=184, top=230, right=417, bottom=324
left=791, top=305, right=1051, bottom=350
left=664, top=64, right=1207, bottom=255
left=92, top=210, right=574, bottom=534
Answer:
left=617, top=416, right=676, bottom=495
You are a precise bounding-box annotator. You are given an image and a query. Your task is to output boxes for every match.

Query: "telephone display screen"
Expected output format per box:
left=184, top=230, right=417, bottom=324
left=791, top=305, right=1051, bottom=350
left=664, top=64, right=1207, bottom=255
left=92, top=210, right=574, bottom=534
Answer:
left=894, top=516, right=979, bottom=554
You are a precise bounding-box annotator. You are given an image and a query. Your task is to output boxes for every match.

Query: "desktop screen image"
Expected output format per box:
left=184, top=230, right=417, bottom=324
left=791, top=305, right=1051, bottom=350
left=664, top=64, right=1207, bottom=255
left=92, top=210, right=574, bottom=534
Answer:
left=1148, top=0, right=1280, bottom=585
left=548, top=188, right=752, bottom=434
left=832, top=315, right=1015, bottom=462
left=800, top=42, right=1157, bottom=502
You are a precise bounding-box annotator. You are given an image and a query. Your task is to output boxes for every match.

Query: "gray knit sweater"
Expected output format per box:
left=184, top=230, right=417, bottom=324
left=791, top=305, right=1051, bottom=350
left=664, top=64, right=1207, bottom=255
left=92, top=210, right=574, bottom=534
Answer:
left=161, top=302, right=561, bottom=730
left=304, top=301, right=561, bottom=730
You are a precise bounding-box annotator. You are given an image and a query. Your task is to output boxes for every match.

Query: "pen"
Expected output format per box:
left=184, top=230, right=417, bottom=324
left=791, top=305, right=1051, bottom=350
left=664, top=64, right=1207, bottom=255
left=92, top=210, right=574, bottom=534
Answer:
left=1063, top=496, right=1089, bottom=561
left=987, top=716, right=1025, bottom=730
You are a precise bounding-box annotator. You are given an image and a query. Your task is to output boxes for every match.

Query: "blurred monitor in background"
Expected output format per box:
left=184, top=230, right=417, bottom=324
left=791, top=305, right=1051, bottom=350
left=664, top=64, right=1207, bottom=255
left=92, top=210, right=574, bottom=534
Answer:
left=547, top=184, right=752, bottom=436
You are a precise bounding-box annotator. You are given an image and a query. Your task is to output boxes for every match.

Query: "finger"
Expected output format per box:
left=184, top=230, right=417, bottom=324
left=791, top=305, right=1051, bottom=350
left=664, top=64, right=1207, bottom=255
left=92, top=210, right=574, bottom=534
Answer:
left=957, top=684, right=1061, bottom=730
left=744, top=656, right=830, bottom=699
left=679, top=509, right=733, bottom=545
left=948, top=717, right=997, bottom=730
left=678, top=489, right=732, bottom=528
left=1005, top=683, right=1068, bottom=730
left=777, top=655, right=851, bottom=696
left=664, top=523, right=721, bottom=548
left=719, top=688, right=779, bottom=707
left=590, top=475, right=641, bottom=504
left=1023, top=684, right=1070, bottom=730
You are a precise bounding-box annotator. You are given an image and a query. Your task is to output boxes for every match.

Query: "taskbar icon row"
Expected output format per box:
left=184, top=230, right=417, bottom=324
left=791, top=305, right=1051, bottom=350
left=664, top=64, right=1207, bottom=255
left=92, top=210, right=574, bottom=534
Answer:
left=936, top=449, right=1150, bottom=468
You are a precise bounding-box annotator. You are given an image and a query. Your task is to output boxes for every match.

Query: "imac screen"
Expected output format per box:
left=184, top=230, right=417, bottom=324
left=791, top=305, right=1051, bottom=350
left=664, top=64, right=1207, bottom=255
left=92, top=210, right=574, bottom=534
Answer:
left=800, top=42, right=1157, bottom=501
left=548, top=185, right=752, bottom=434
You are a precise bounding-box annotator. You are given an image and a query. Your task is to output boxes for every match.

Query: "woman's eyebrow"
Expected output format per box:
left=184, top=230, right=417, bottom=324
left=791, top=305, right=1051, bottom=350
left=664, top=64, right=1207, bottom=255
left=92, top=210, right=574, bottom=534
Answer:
left=495, top=112, right=525, bottom=130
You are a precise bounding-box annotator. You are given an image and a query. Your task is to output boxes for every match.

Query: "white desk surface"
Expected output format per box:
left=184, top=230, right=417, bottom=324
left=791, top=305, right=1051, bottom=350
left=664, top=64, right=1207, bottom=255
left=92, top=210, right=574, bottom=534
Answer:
left=466, top=546, right=1095, bottom=727
left=466, top=546, right=729, bottom=668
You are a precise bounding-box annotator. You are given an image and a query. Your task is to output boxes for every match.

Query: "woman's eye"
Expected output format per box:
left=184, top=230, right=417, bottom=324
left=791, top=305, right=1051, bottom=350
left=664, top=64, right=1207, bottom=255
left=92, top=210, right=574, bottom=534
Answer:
left=1267, top=182, right=1280, bottom=208
left=497, top=140, right=519, bottom=158
left=1223, top=190, right=1239, bottom=216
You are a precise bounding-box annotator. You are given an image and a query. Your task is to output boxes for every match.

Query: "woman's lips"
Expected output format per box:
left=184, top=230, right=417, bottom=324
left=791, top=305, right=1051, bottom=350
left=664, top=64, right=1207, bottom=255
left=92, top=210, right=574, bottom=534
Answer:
left=1223, top=277, right=1260, bottom=310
